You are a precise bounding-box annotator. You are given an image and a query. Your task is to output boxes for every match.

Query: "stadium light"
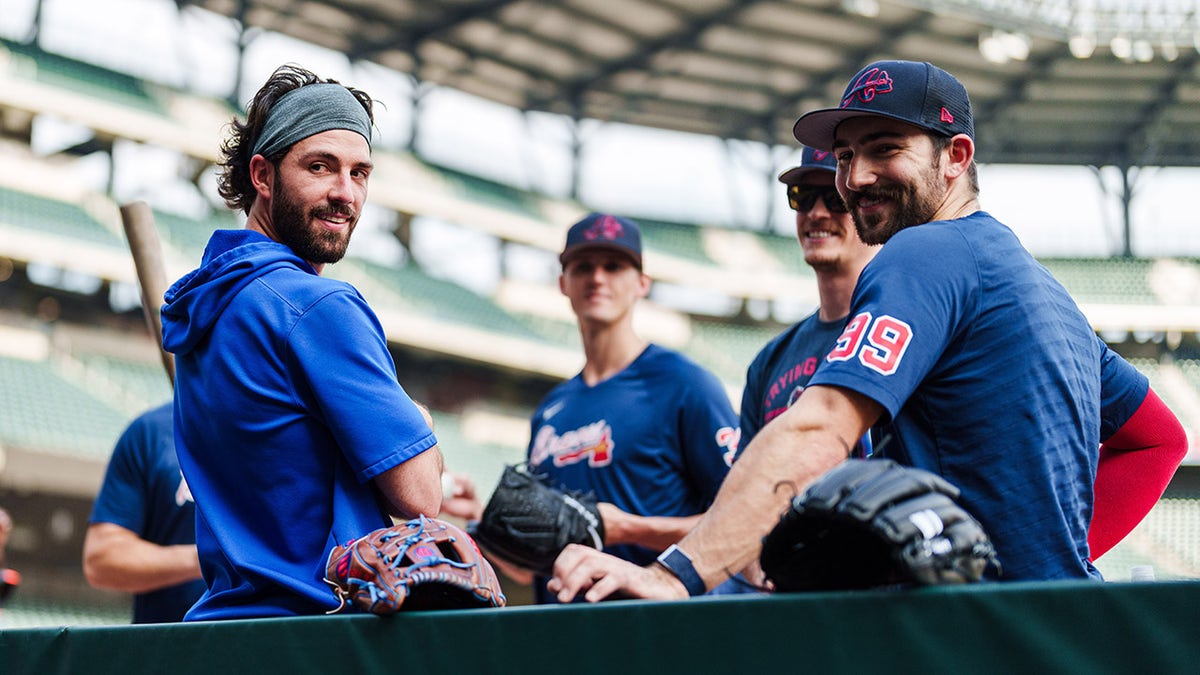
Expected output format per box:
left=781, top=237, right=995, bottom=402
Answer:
left=1160, top=40, right=1178, bottom=62
left=1068, top=33, right=1097, bottom=58
left=905, top=0, right=1198, bottom=62
left=842, top=0, right=881, bottom=18
left=1110, top=35, right=1133, bottom=60
left=1132, top=39, right=1155, bottom=62
left=979, top=29, right=1030, bottom=63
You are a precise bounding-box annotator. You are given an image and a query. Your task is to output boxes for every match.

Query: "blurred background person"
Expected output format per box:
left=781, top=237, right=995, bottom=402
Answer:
left=83, top=403, right=204, bottom=623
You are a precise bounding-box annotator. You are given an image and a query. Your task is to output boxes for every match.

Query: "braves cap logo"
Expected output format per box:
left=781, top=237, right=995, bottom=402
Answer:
left=584, top=215, right=624, bottom=242
left=841, top=67, right=893, bottom=108
left=813, top=149, right=830, bottom=161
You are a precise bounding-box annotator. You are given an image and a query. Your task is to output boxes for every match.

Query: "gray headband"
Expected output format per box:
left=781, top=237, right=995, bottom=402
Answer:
left=252, top=83, right=372, bottom=158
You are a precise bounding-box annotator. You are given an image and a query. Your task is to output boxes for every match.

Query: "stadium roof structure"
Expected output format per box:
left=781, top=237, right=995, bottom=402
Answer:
left=177, top=0, right=1200, bottom=170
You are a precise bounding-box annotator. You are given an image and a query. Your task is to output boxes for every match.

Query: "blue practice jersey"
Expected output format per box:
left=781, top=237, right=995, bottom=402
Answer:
left=162, top=230, right=436, bottom=620
left=527, top=344, right=739, bottom=602
left=89, top=403, right=206, bottom=623
left=809, top=212, right=1145, bottom=581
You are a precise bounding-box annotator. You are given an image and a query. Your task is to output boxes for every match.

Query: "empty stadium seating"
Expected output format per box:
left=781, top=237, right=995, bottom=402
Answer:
left=0, top=30, right=1196, bottom=628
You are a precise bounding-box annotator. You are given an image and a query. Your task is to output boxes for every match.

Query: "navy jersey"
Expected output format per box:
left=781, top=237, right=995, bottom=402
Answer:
left=89, top=403, right=206, bottom=623
left=739, top=314, right=865, bottom=458
left=809, top=212, right=1145, bottom=581
left=527, top=344, right=739, bottom=602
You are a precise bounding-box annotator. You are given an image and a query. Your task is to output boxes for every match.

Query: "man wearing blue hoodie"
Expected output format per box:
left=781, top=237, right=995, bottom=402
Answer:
left=161, top=65, right=443, bottom=620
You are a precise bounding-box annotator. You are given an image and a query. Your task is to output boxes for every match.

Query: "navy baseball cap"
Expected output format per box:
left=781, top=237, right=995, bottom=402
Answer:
left=792, top=60, right=974, bottom=151
left=777, top=146, right=837, bottom=185
left=559, top=212, right=643, bottom=268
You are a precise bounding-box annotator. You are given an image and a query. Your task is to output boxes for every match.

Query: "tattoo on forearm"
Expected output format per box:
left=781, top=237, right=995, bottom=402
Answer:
left=772, top=480, right=799, bottom=500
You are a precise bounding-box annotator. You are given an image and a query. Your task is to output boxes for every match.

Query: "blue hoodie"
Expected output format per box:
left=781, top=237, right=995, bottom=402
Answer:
left=162, top=229, right=436, bottom=619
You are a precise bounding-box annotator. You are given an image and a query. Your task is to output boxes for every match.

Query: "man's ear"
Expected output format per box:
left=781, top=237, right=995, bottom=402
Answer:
left=944, top=134, right=975, bottom=181
left=249, top=154, right=274, bottom=201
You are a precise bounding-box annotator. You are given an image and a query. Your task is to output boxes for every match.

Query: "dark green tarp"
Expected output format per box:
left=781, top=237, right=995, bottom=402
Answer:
left=3, top=580, right=1197, bottom=675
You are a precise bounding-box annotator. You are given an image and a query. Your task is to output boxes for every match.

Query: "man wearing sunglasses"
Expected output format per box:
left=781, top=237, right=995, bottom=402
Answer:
left=550, top=60, right=1187, bottom=601
left=737, top=147, right=878, bottom=462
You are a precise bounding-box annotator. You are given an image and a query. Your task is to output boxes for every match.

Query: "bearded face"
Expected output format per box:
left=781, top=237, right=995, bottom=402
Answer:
left=844, top=152, right=947, bottom=246
left=270, top=164, right=358, bottom=265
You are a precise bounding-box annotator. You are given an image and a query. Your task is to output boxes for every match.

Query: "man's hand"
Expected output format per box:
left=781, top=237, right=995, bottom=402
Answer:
left=548, top=543, right=688, bottom=603
left=439, top=472, right=484, bottom=522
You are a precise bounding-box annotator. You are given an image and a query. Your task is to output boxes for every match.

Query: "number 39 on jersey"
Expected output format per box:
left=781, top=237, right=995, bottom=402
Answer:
left=826, top=311, right=913, bottom=376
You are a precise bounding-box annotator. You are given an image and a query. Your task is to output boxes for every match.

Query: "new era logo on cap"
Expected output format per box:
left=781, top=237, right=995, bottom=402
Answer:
left=793, top=60, right=974, bottom=151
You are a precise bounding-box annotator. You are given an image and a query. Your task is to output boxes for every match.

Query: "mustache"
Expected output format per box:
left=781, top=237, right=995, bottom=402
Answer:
left=312, top=204, right=356, bottom=221
left=844, top=185, right=906, bottom=210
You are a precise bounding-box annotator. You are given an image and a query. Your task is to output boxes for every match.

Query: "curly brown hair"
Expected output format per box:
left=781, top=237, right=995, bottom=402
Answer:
left=216, top=64, right=375, bottom=214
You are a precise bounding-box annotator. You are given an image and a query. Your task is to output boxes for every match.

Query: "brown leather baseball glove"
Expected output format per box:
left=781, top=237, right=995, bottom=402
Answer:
left=325, top=515, right=506, bottom=613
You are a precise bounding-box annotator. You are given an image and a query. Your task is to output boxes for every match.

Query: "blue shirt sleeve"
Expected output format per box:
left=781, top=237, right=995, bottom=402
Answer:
left=89, top=407, right=171, bottom=532
left=677, top=367, right=739, bottom=505
left=738, top=357, right=766, bottom=454
left=286, top=289, right=436, bottom=483
left=1098, top=337, right=1149, bottom=441
left=810, top=225, right=977, bottom=419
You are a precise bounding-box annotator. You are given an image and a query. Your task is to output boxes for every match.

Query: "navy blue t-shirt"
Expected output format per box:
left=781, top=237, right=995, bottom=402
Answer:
left=527, top=344, right=740, bottom=602
left=90, top=403, right=206, bottom=623
left=809, top=212, right=1145, bottom=581
left=739, top=313, right=869, bottom=458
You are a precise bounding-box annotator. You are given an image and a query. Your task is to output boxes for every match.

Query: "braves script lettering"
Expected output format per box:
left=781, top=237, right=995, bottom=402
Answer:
left=530, top=421, right=615, bottom=468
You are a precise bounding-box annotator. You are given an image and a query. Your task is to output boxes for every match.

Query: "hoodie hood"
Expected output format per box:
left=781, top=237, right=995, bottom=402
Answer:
left=162, top=229, right=316, bottom=357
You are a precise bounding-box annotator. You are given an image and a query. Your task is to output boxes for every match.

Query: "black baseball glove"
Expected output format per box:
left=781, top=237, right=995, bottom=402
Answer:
left=469, top=463, right=605, bottom=574
left=760, top=458, right=999, bottom=592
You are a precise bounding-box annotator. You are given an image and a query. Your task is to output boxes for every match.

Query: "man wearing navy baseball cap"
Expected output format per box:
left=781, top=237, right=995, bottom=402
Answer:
left=559, top=212, right=643, bottom=269
left=549, top=61, right=1184, bottom=601
left=498, top=211, right=747, bottom=602
left=736, top=147, right=878, bottom=468
left=792, top=60, right=974, bottom=149
left=792, top=59, right=978, bottom=246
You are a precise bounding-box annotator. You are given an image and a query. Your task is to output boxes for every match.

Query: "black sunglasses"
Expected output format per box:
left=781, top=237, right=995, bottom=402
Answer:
left=787, top=184, right=848, bottom=214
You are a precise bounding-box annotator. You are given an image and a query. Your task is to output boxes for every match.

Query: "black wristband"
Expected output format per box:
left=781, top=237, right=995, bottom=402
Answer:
left=656, top=544, right=706, bottom=597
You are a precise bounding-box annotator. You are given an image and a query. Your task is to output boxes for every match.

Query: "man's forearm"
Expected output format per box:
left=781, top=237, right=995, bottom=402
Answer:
left=600, top=507, right=703, bottom=552
left=668, top=388, right=870, bottom=591
left=83, top=524, right=202, bottom=594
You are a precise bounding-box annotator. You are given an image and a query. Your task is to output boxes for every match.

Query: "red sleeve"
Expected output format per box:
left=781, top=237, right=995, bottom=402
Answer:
left=1088, top=387, right=1189, bottom=560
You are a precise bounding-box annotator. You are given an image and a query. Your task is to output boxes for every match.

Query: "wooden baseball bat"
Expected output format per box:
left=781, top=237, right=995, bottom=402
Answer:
left=119, top=201, right=175, bottom=386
